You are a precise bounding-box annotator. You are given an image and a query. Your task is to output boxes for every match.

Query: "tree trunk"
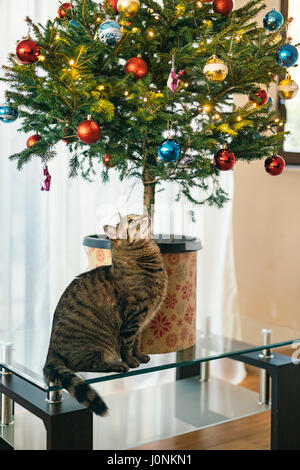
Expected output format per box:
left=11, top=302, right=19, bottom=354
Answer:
left=142, top=152, right=157, bottom=222
left=143, top=181, right=155, bottom=219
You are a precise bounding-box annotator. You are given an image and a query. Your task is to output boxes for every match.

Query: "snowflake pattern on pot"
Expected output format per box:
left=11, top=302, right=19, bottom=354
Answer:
left=87, top=247, right=112, bottom=269
left=188, top=332, right=196, bottom=344
left=164, top=293, right=178, bottom=309
left=149, top=312, right=172, bottom=338
left=184, top=305, right=194, bottom=324
left=182, top=281, right=193, bottom=301
left=168, top=253, right=180, bottom=265
left=96, top=249, right=105, bottom=263
left=166, top=333, right=178, bottom=348
left=166, top=268, right=173, bottom=277
left=180, top=326, right=189, bottom=342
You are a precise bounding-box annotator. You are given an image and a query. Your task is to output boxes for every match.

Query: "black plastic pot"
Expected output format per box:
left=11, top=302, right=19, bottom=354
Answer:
left=83, top=234, right=202, bottom=253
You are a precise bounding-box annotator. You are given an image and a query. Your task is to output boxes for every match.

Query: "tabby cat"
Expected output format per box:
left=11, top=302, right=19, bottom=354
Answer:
left=43, top=214, right=167, bottom=416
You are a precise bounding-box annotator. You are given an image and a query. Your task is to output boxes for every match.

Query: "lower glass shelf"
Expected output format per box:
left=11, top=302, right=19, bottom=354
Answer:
left=1, top=376, right=269, bottom=450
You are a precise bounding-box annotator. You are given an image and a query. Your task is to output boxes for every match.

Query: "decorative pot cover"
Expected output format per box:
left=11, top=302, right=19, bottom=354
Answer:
left=84, top=235, right=200, bottom=354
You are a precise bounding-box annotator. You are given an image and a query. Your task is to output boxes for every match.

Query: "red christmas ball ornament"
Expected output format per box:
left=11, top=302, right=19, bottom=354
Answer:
left=77, top=117, right=101, bottom=144
left=108, top=0, right=119, bottom=13
left=213, top=0, right=233, bottom=16
left=249, top=88, right=268, bottom=106
left=214, top=147, right=236, bottom=171
left=125, top=57, right=148, bottom=80
left=27, top=134, right=41, bottom=148
left=58, top=2, right=74, bottom=19
left=16, top=39, right=40, bottom=65
left=103, top=154, right=113, bottom=167
left=264, top=155, right=285, bottom=176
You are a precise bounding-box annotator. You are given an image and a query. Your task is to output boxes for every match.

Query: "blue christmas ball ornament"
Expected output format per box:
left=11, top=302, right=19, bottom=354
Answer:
left=158, top=139, right=181, bottom=162
left=69, top=19, right=79, bottom=27
left=0, top=103, right=18, bottom=123
left=266, top=96, right=273, bottom=110
left=263, top=9, right=284, bottom=32
left=98, top=20, right=122, bottom=46
left=276, top=44, right=299, bottom=67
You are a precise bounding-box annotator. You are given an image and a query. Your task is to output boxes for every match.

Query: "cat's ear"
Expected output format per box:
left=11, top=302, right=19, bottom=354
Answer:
left=104, top=225, right=118, bottom=240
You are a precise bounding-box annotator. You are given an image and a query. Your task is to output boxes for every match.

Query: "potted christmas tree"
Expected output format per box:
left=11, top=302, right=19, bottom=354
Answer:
left=1, top=0, right=294, bottom=352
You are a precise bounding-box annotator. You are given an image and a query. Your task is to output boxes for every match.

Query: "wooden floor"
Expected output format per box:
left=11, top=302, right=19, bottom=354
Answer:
left=134, top=367, right=270, bottom=450
left=135, top=346, right=293, bottom=450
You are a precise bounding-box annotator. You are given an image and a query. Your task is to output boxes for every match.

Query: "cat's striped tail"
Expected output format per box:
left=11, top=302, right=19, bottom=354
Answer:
left=43, top=354, right=109, bottom=417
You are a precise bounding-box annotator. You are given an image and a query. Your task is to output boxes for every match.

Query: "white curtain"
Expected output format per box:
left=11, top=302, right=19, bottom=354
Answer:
left=0, top=0, right=245, bottom=391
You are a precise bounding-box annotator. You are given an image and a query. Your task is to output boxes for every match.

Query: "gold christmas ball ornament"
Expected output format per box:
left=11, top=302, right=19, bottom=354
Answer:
left=117, top=0, right=140, bottom=17
left=270, top=33, right=282, bottom=45
left=278, top=75, right=299, bottom=100
left=203, top=55, right=228, bottom=82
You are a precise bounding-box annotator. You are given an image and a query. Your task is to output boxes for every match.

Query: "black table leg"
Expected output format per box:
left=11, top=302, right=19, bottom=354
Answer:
left=44, top=407, right=93, bottom=450
left=0, top=371, right=94, bottom=450
left=271, top=361, right=300, bottom=450
left=233, top=350, right=300, bottom=450
left=0, top=435, right=14, bottom=450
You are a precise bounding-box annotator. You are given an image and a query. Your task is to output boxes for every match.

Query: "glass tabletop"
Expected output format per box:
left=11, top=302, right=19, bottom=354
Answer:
left=0, top=314, right=299, bottom=392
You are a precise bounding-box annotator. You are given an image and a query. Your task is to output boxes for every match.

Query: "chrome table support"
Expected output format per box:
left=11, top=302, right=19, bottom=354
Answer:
left=199, top=317, right=211, bottom=382
left=0, top=343, right=14, bottom=426
left=258, top=329, right=273, bottom=406
left=47, top=383, right=63, bottom=404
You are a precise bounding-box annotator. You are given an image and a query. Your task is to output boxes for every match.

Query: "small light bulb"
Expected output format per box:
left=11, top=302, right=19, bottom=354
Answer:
left=124, top=90, right=129, bottom=96
left=275, top=118, right=280, bottom=123
left=98, top=85, right=105, bottom=91
left=143, top=97, right=148, bottom=102
left=237, top=115, right=242, bottom=122
left=214, top=114, right=221, bottom=120
left=132, top=27, right=139, bottom=33
left=184, top=82, right=189, bottom=88
left=69, top=59, right=75, bottom=66
left=96, top=17, right=101, bottom=22
left=279, top=122, right=284, bottom=127
left=55, top=33, right=60, bottom=40
left=203, top=104, right=211, bottom=112
left=149, top=8, right=154, bottom=13
left=39, top=55, right=46, bottom=62
left=196, top=1, right=202, bottom=7
left=154, top=15, right=160, bottom=20
left=148, top=30, right=155, bottom=38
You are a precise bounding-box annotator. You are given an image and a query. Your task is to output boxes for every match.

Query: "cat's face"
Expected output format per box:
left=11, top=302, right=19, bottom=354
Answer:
left=104, top=214, right=152, bottom=244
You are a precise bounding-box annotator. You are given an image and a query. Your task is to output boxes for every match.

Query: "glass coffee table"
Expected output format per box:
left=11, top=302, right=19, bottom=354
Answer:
left=1, top=314, right=300, bottom=450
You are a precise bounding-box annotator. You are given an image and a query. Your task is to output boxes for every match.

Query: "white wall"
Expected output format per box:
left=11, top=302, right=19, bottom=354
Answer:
left=233, top=0, right=300, bottom=332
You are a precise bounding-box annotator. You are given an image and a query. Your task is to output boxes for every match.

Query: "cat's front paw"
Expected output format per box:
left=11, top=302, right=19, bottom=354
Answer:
left=106, top=361, right=130, bottom=373
left=124, top=356, right=141, bottom=368
left=135, top=352, right=151, bottom=364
